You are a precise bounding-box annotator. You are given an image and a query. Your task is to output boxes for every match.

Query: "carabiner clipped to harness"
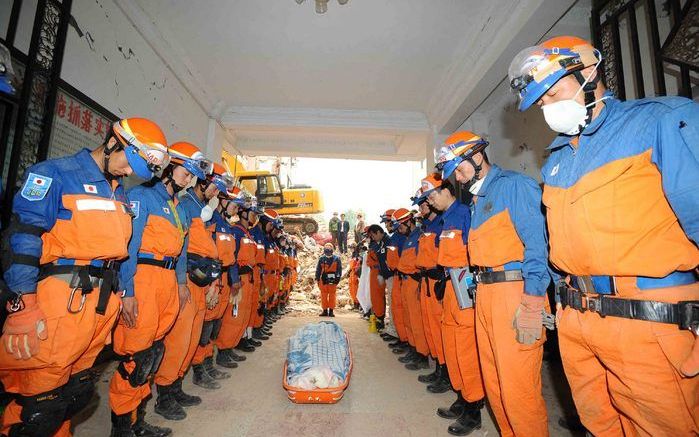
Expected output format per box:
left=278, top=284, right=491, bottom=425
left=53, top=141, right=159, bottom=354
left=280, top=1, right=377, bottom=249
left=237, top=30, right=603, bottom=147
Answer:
left=67, top=286, right=87, bottom=314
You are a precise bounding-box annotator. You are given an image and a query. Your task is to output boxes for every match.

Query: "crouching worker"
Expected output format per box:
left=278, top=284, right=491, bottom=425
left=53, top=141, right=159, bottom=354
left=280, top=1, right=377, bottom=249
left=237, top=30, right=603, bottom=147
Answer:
left=0, top=118, right=168, bottom=437
left=316, top=243, right=342, bottom=317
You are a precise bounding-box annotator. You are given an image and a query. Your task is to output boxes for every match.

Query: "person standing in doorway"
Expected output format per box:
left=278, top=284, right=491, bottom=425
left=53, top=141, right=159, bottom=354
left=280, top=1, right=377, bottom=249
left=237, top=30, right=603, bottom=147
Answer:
left=354, top=213, right=365, bottom=243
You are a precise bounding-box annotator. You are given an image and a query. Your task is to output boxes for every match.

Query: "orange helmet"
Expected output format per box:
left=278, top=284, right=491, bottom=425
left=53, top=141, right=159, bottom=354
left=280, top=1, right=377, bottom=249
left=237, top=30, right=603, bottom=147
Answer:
left=112, top=117, right=169, bottom=179
left=208, top=162, right=235, bottom=193
left=168, top=142, right=212, bottom=180
left=380, top=208, right=396, bottom=224
left=434, top=131, right=488, bottom=179
left=413, top=172, right=442, bottom=205
left=508, top=36, right=600, bottom=111
left=391, top=208, right=413, bottom=226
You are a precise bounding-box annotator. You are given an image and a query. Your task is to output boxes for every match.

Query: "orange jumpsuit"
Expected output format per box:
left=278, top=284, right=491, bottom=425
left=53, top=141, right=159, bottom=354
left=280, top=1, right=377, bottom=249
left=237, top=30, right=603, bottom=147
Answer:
left=542, top=96, right=699, bottom=435
left=416, top=223, right=446, bottom=365
left=155, top=189, right=218, bottom=387
left=316, top=255, right=341, bottom=310
left=386, top=244, right=408, bottom=341
left=366, top=247, right=386, bottom=318
left=0, top=150, right=130, bottom=436
left=110, top=182, right=185, bottom=416
left=191, top=214, right=234, bottom=366
left=397, top=228, right=430, bottom=356
left=215, top=225, right=258, bottom=350
left=469, top=167, right=550, bottom=437
left=348, top=257, right=360, bottom=305
left=438, top=200, right=484, bottom=403
left=250, top=228, right=267, bottom=329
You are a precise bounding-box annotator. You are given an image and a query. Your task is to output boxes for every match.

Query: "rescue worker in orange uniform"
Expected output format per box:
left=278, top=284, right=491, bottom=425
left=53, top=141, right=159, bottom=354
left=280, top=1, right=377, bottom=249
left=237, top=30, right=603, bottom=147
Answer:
left=152, top=144, right=220, bottom=421
left=243, top=208, right=268, bottom=350
left=393, top=208, right=430, bottom=371
left=0, top=118, right=168, bottom=437
left=425, top=167, right=485, bottom=437
left=348, top=243, right=361, bottom=309
left=383, top=209, right=407, bottom=345
left=510, top=35, right=698, bottom=436
left=440, top=131, right=553, bottom=436
left=315, top=243, right=342, bottom=317
left=366, top=224, right=391, bottom=330
left=414, top=173, right=451, bottom=393
left=190, top=184, right=243, bottom=389
left=251, top=209, right=282, bottom=340
left=109, top=132, right=201, bottom=437
left=214, top=192, right=259, bottom=367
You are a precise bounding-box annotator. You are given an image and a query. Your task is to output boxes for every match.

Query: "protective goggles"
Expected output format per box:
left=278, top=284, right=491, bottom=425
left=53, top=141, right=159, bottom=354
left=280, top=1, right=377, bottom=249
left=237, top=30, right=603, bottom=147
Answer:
left=210, top=173, right=236, bottom=193
left=113, top=122, right=169, bottom=172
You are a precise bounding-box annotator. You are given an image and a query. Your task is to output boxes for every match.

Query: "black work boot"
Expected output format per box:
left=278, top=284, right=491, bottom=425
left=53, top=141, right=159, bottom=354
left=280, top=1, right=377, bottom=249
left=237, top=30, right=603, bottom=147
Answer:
left=419, top=362, right=442, bottom=384
left=398, top=348, right=418, bottom=363
left=437, top=393, right=466, bottom=419
left=219, top=347, right=246, bottom=363
left=192, top=363, right=221, bottom=389
left=382, top=333, right=398, bottom=342
left=405, top=353, right=429, bottom=371
left=376, top=316, right=385, bottom=330
left=319, top=309, right=328, bottom=317
left=260, top=326, right=273, bottom=336
left=427, top=366, right=452, bottom=394
left=392, top=343, right=410, bottom=354
left=172, top=377, right=201, bottom=407
left=328, top=308, right=335, bottom=317
left=447, top=399, right=484, bottom=436
left=133, top=401, right=172, bottom=437
left=235, top=338, right=256, bottom=352
left=215, top=349, right=239, bottom=369
left=110, top=411, right=136, bottom=437
left=248, top=338, right=263, bottom=347
left=252, top=328, right=269, bottom=340
left=389, top=340, right=405, bottom=348
left=204, top=356, right=231, bottom=379
left=154, top=384, right=187, bottom=421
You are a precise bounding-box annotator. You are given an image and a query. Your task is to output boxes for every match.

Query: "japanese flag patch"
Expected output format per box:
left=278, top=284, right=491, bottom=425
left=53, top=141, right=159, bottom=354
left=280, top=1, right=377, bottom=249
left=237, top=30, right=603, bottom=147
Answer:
left=129, top=201, right=140, bottom=219
left=83, top=184, right=98, bottom=194
left=21, top=173, right=53, bottom=201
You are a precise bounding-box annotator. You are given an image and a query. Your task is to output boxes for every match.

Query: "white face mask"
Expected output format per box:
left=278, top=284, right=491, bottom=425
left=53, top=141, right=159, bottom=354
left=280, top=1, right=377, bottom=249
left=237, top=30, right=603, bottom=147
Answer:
left=200, top=196, right=219, bottom=222
left=468, top=178, right=485, bottom=195
left=541, top=60, right=608, bottom=136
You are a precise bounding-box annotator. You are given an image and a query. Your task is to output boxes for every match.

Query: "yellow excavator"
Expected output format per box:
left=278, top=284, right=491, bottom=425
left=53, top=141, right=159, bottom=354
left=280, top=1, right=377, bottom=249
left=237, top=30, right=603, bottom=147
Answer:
left=222, top=151, right=324, bottom=235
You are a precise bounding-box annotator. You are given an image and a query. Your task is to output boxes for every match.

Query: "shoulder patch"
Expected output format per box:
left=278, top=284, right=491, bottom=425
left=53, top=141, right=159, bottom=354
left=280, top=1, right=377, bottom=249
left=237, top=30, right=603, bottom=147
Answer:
left=163, top=207, right=170, bottom=215
left=83, top=184, right=98, bottom=194
left=129, top=201, right=140, bottom=219
left=21, top=172, right=53, bottom=201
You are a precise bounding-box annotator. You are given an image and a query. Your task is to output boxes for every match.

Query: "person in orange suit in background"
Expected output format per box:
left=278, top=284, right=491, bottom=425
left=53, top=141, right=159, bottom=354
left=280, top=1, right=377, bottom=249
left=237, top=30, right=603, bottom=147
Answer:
left=440, top=131, right=553, bottom=436
left=0, top=118, right=168, bottom=437
left=348, top=242, right=361, bottom=310
left=510, top=35, right=698, bottom=435
left=315, top=243, right=342, bottom=317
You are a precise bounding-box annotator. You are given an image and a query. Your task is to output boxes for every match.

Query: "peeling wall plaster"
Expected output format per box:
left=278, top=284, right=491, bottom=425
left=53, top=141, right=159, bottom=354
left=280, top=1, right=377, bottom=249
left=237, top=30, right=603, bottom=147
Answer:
left=58, top=0, right=210, bottom=149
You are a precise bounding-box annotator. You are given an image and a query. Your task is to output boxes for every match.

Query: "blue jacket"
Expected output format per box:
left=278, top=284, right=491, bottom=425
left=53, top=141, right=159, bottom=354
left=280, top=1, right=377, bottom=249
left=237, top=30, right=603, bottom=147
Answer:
left=315, top=255, right=342, bottom=281
left=120, top=181, right=188, bottom=297
left=469, top=165, right=551, bottom=295
left=4, top=149, right=130, bottom=294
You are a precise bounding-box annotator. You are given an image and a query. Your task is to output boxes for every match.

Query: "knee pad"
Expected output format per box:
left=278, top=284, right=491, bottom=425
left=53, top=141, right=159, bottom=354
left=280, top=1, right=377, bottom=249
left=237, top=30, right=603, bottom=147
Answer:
left=150, top=340, right=165, bottom=375
left=10, top=387, right=66, bottom=437
left=199, top=320, right=214, bottom=346
left=210, top=318, right=223, bottom=341
left=62, top=370, right=96, bottom=420
left=118, top=347, right=155, bottom=388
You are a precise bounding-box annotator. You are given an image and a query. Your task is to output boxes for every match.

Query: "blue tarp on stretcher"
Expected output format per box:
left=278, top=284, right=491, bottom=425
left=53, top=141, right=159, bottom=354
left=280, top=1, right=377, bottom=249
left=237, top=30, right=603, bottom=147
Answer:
left=286, top=321, right=350, bottom=385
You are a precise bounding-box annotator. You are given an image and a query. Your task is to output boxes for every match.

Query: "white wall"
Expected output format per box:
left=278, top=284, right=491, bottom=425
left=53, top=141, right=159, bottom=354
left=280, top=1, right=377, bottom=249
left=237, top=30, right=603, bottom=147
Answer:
left=61, top=0, right=210, bottom=149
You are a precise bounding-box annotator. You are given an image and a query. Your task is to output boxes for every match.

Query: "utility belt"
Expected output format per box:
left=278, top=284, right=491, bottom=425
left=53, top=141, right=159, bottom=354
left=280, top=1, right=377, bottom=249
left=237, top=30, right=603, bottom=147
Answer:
left=137, top=253, right=178, bottom=270
left=557, top=279, right=699, bottom=333
left=399, top=271, right=423, bottom=283
left=569, top=271, right=697, bottom=295
left=424, top=268, right=446, bottom=281
left=186, top=253, right=222, bottom=286
left=38, top=259, right=120, bottom=315
left=321, top=272, right=340, bottom=285
left=239, top=265, right=254, bottom=275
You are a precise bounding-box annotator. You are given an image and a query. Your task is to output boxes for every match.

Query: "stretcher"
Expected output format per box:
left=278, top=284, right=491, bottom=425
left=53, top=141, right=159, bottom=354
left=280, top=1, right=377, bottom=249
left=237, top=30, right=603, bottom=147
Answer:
left=282, top=331, right=353, bottom=404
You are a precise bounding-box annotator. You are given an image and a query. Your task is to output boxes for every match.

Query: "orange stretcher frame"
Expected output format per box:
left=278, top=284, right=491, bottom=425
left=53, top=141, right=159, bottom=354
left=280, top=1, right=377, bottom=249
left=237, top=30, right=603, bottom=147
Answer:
left=282, top=331, right=353, bottom=404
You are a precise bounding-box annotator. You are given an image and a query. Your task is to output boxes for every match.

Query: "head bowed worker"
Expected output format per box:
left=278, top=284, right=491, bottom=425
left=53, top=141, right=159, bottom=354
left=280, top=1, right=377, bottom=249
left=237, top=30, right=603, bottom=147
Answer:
left=434, top=131, right=489, bottom=183
left=508, top=36, right=606, bottom=135
left=110, top=117, right=169, bottom=180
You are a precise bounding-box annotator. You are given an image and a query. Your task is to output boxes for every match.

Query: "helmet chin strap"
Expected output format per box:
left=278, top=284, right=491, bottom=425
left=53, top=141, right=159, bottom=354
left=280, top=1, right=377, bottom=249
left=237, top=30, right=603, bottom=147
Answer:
left=162, top=165, right=185, bottom=194
left=102, top=135, right=122, bottom=181
left=573, top=70, right=599, bottom=133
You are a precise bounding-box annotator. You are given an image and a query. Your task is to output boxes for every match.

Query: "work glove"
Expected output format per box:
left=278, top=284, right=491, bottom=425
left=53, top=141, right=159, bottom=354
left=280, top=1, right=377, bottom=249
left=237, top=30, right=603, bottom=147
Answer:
left=512, top=294, right=546, bottom=345
left=205, top=284, right=218, bottom=310
left=3, top=294, right=47, bottom=360
left=377, top=275, right=385, bottom=286
left=680, top=335, right=699, bottom=377
left=230, top=282, right=242, bottom=301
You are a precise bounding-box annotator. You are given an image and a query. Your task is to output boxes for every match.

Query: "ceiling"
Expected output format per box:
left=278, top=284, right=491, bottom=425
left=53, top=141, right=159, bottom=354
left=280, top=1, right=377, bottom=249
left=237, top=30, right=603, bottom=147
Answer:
left=126, top=0, right=577, bottom=160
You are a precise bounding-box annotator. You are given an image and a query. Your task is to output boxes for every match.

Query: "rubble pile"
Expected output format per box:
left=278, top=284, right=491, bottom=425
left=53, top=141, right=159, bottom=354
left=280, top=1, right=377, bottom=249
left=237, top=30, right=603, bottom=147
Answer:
left=288, top=236, right=355, bottom=316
